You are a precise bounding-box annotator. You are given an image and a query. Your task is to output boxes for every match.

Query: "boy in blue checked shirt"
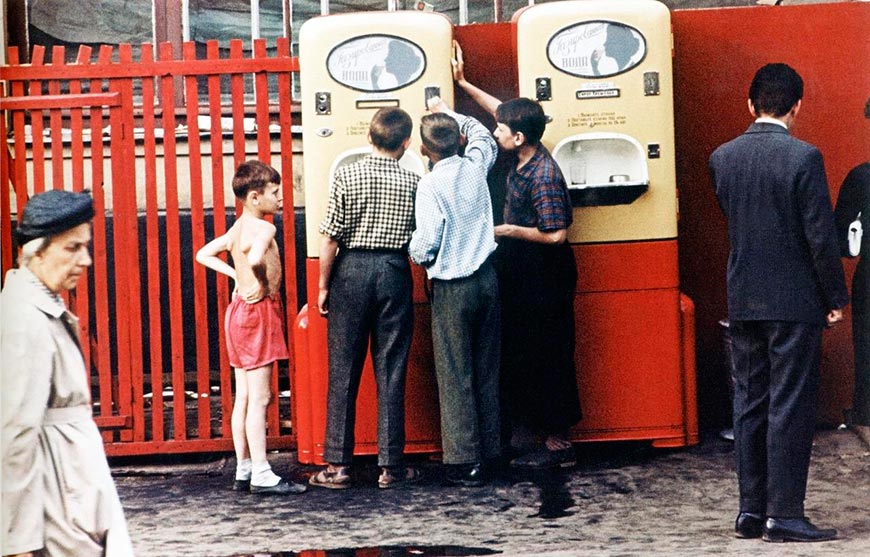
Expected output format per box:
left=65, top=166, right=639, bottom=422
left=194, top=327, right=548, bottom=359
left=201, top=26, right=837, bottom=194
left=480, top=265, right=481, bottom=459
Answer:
left=410, top=96, right=501, bottom=487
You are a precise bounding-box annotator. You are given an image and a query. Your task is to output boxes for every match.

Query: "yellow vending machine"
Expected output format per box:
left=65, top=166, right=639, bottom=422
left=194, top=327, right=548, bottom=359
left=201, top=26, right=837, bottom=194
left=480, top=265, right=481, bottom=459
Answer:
left=294, top=11, right=454, bottom=464
left=514, top=0, right=698, bottom=447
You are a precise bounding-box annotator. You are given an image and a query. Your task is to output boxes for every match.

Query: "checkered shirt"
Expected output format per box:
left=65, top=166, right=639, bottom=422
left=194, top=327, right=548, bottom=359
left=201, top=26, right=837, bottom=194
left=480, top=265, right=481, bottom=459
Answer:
left=319, top=155, right=419, bottom=250
left=409, top=113, right=498, bottom=280
left=504, top=144, right=573, bottom=231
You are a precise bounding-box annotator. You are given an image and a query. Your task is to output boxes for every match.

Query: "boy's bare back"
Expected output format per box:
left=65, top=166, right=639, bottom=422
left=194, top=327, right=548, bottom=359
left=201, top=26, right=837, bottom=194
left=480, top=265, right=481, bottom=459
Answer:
left=227, top=214, right=282, bottom=302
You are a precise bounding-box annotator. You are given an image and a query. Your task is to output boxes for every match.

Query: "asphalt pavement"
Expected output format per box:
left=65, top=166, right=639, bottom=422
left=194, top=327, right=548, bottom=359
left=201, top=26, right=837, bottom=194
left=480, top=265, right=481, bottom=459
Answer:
left=114, top=428, right=869, bottom=557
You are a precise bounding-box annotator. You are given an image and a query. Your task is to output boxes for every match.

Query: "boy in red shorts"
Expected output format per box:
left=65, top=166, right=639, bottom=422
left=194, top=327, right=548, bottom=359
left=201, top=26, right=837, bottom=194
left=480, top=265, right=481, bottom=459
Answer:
left=196, top=160, right=306, bottom=495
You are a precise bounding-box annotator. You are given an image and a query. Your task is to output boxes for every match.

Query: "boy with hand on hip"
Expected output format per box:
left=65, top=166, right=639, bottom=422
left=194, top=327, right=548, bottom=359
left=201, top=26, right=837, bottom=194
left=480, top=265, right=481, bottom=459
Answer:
left=196, top=160, right=306, bottom=495
left=409, top=96, right=501, bottom=487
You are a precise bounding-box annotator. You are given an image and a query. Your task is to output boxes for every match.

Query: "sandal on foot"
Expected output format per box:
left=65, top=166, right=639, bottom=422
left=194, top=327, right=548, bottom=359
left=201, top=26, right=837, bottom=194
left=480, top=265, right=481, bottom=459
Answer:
left=308, top=467, right=351, bottom=490
left=378, top=466, right=422, bottom=489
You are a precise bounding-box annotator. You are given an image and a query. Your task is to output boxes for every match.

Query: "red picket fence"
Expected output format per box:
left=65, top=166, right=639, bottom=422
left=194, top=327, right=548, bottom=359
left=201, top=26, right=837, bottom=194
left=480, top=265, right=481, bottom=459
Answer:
left=1, top=38, right=300, bottom=456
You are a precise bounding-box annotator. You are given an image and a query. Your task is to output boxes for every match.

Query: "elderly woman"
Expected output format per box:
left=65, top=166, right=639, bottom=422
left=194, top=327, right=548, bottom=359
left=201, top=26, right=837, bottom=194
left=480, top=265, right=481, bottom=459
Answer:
left=1, top=190, right=134, bottom=557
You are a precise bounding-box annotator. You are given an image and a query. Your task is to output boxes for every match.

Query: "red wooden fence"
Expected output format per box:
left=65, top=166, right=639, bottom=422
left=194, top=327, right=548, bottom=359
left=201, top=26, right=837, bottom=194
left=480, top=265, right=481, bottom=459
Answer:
left=1, top=38, right=300, bottom=456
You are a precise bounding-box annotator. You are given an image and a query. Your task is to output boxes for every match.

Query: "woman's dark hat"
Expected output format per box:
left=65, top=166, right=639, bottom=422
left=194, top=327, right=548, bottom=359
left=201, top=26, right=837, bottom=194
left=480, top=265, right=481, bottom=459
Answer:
left=16, top=190, right=95, bottom=244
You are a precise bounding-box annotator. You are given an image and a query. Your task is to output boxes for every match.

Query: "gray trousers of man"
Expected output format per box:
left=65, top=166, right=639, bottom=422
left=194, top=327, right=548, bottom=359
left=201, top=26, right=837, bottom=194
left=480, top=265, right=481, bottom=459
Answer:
left=431, top=261, right=501, bottom=465
left=324, top=250, right=413, bottom=467
left=730, top=320, right=823, bottom=518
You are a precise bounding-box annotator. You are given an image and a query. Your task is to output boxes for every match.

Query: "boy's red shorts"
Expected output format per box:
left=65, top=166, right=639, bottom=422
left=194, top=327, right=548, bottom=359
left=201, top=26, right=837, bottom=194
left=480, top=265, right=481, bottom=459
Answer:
left=224, top=295, right=289, bottom=370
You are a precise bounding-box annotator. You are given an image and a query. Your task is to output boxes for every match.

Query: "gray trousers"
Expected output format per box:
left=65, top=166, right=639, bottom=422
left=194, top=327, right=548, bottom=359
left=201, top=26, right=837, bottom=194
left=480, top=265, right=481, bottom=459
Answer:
left=431, top=261, right=501, bottom=465
left=730, top=320, right=823, bottom=517
left=323, top=250, right=413, bottom=467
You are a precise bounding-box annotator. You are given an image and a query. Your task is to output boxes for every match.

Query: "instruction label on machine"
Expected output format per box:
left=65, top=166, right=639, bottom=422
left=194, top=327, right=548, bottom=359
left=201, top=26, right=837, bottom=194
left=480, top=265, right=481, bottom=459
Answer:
left=568, top=111, right=627, bottom=129
left=576, top=88, right=620, bottom=99
left=576, top=81, right=619, bottom=100
left=347, top=121, right=370, bottom=136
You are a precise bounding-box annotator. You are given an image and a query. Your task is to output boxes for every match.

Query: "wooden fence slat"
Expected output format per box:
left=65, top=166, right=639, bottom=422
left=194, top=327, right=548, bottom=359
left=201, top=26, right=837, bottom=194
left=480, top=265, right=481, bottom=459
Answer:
left=158, top=41, right=188, bottom=441
left=89, top=46, right=114, bottom=443
left=29, top=47, right=46, bottom=194
left=140, top=42, right=165, bottom=443
left=206, top=40, right=234, bottom=440
left=0, top=92, right=121, bottom=110
left=183, top=42, right=212, bottom=441
left=0, top=57, right=300, bottom=81
left=117, top=43, right=144, bottom=444
left=69, top=47, right=90, bottom=378
left=48, top=46, right=65, bottom=192
left=276, top=37, right=298, bottom=439
left=252, top=39, right=280, bottom=438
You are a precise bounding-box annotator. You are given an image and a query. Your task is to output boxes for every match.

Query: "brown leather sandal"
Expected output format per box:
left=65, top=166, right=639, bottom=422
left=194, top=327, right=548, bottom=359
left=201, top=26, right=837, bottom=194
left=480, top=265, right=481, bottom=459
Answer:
left=308, top=467, right=351, bottom=490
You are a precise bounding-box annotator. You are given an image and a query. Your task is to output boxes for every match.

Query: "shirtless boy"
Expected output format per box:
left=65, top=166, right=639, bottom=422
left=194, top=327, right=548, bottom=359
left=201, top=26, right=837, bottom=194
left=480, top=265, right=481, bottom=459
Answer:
left=196, top=160, right=306, bottom=495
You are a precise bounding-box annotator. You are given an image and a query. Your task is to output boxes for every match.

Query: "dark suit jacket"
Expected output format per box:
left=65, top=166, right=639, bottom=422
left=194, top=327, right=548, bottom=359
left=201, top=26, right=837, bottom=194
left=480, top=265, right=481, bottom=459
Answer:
left=709, top=122, right=849, bottom=324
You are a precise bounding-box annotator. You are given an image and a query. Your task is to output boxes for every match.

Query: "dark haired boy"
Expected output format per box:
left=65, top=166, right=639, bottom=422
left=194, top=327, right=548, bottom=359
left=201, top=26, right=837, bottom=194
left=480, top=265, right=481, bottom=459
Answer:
left=452, top=41, right=581, bottom=469
left=409, top=97, right=500, bottom=486
left=710, top=63, right=847, bottom=542
left=196, top=160, right=306, bottom=495
left=310, top=107, right=421, bottom=489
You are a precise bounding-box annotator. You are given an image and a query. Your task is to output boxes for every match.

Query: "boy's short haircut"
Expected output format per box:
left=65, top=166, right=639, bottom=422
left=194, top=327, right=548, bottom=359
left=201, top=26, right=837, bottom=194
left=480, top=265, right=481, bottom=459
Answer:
left=749, top=63, right=804, bottom=118
left=232, top=160, right=281, bottom=200
left=420, top=113, right=460, bottom=159
left=495, top=98, right=547, bottom=146
left=369, top=107, right=413, bottom=151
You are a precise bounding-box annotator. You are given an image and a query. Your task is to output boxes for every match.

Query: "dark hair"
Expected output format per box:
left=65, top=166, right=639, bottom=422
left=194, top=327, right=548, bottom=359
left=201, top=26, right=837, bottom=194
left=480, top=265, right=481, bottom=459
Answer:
left=495, top=98, right=546, bottom=146
left=369, top=107, right=413, bottom=151
left=232, top=160, right=280, bottom=200
left=749, top=63, right=804, bottom=117
left=420, top=113, right=460, bottom=159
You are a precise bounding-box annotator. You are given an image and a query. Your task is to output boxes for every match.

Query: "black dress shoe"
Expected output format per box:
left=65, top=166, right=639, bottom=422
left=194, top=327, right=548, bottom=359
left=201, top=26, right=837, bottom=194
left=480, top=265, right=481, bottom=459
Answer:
left=250, top=479, right=308, bottom=495
left=232, top=479, right=251, bottom=492
left=445, top=463, right=485, bottom=487
left=734, top=512, right=764, bottom=538
left=763, top=517, right=837, bottom=543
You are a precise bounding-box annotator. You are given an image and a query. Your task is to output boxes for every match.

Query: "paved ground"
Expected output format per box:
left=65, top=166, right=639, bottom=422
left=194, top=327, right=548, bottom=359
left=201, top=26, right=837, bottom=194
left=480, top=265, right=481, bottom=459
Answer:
left=114, top=428, right=869, bottom=557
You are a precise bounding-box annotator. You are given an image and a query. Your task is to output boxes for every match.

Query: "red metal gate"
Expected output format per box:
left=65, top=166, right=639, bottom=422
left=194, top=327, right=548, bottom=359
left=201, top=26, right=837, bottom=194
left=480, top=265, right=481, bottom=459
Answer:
left=1, top=39, right=299, bottom=456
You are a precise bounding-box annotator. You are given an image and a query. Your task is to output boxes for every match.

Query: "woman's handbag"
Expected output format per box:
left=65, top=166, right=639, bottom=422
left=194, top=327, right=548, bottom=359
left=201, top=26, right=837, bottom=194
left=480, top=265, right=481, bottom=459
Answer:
left=848, top=212, right=862, bottom=257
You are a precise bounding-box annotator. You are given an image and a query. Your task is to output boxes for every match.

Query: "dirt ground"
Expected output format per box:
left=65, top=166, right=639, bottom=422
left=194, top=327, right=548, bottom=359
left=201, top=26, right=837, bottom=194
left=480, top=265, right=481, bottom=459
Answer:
left=114, top=428, right=869, bottom=557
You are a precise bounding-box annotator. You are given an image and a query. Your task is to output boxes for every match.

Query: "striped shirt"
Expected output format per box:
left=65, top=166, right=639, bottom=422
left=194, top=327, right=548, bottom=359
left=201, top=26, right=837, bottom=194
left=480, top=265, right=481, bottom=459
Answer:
left=319, top=155, right=419, bottom=250
left=504, top=144, right=573, bottom=231
left=409, top=112, right=498, bottom=280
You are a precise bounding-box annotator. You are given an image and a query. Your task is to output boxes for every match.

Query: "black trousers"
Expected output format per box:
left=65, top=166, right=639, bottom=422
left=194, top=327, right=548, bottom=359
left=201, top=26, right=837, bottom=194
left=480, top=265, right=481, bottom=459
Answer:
left=730, top=320, right=823, bottom=517
left=323, top=250, right=413, bottom=467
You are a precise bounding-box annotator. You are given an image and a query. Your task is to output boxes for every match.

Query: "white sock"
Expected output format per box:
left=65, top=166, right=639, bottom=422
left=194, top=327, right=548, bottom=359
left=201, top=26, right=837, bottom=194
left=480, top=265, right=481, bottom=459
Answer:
left=251, top=461, right=281, bottom=487
left=235, top=458, right=252, bottom=481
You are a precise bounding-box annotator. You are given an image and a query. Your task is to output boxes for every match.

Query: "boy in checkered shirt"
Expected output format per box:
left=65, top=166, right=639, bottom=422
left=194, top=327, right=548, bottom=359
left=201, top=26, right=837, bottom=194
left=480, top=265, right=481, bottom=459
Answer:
left=310, top=107, right=422, bottom=490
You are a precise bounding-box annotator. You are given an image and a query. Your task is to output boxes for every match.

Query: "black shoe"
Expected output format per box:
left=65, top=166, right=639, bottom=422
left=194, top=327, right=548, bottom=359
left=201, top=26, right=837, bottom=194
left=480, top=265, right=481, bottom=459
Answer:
left=763, top=517, right=837, bottom=543
left=445, top=463, right=485, bottom=487
left=250, top=479, right=308, bottom=495
left=232, top=479, right=251, bottom=492
left=734, top=512, right=764, bottom=539
left=510, top=447, right=576, bottom=469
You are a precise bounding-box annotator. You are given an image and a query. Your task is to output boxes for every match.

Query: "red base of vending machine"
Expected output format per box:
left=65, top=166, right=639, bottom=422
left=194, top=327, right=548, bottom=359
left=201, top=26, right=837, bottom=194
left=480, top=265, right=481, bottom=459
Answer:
left=570, top=240, right=698, bottom=447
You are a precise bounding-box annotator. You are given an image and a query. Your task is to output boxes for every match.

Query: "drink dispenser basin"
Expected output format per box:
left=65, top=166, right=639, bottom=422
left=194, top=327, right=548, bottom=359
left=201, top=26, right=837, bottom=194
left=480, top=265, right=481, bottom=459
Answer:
left=553, top=133, right=649, bottom=207
left=329, top=147, right=426, bottom=182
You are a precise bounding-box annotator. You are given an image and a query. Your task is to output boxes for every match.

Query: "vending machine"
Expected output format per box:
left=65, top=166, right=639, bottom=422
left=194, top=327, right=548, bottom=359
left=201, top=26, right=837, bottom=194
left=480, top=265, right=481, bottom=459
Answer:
left=294, top=11, right=454, bottom=464
left=514, top=0, right=698, bottom=447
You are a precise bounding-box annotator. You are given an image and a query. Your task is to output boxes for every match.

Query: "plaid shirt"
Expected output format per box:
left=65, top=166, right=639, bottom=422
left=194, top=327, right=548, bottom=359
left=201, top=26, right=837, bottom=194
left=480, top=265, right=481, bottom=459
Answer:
left=319, top=155, right=419, bottom=250
left=504, top=144, right=573, bottom=231
left=409, top=113, right=498, bottom=280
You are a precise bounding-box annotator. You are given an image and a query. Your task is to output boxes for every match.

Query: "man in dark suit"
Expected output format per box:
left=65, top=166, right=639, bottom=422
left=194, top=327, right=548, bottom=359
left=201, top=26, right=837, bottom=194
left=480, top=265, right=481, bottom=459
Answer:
left=709, top=63, right=849, bottom=543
